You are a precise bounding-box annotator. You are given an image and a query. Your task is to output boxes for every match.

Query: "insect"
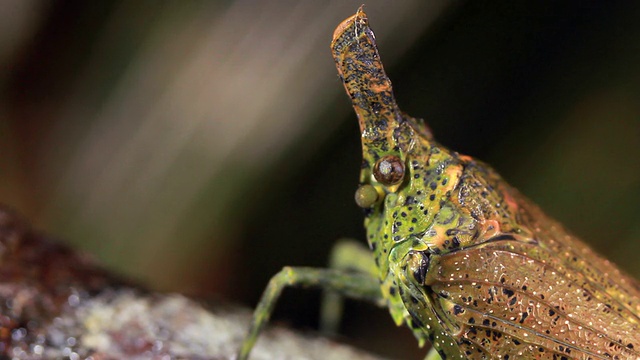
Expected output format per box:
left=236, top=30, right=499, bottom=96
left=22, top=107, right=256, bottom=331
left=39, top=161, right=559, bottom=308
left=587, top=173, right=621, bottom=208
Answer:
left=239, top=7, right=640, bottom=360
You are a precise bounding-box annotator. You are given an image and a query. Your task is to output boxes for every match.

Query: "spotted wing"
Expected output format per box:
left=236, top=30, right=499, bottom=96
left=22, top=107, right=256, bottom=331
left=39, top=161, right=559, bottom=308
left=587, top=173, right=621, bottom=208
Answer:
left=423, top=236, right=640, bottom=359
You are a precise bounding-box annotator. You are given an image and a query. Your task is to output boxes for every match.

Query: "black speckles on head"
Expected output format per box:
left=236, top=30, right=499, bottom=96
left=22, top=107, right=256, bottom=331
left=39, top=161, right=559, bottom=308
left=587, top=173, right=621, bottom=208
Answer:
left=373, top=155, right=405, bottom=186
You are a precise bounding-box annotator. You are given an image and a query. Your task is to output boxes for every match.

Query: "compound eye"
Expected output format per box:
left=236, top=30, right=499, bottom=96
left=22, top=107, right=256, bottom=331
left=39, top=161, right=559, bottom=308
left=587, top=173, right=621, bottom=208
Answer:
left=373, top=155, right=405, bottom=186
left=355, top=184, right=378, bottom=208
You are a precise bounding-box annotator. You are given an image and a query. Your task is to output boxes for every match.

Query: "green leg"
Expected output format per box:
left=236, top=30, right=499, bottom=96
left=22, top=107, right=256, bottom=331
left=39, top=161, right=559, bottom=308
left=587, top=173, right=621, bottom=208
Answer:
left=238, top=264, right=382, bottom=360
left=320, top=239, right=382, bottom=334
left=424, top=347, right=443, bottom=360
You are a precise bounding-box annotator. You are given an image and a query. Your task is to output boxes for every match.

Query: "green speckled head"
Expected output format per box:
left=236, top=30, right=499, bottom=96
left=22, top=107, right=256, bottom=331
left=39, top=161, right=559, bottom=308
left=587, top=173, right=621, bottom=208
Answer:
left=332, top=9, right=474, bottom=279
left=332, top=10, right=484, bottom=354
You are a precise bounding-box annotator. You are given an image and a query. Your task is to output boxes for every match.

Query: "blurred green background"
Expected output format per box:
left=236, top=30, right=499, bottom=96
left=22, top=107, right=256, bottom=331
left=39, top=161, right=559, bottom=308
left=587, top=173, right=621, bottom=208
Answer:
left=1, top=1, right=639, bottom=358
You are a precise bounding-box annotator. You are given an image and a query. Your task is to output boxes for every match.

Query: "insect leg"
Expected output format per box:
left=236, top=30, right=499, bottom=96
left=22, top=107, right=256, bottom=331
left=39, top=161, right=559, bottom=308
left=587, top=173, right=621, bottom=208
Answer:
left=320, top=239, right=382, bottom=334
left=238, top=265, right=382, bottom=360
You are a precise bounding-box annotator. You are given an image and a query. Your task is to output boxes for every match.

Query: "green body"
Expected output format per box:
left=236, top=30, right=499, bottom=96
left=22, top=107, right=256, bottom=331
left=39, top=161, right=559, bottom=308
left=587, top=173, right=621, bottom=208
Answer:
left=239, top=8, right=640, bottom=360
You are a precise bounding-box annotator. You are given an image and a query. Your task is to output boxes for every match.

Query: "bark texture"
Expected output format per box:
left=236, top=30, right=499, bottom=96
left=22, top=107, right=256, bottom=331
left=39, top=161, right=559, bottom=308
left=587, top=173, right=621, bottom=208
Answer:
left=0, top=207, right=385, bottom=360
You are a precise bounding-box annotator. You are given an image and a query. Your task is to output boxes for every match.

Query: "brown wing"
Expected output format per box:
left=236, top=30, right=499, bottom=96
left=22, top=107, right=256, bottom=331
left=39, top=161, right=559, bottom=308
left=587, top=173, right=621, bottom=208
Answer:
left=424, top=236, right=640, bottom=359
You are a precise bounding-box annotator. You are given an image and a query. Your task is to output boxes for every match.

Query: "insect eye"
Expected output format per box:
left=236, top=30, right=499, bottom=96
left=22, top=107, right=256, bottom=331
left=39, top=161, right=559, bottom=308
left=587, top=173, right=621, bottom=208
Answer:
left=355, top=184, right=379, bottom=208
left=373, top=155, right=405, bottom=186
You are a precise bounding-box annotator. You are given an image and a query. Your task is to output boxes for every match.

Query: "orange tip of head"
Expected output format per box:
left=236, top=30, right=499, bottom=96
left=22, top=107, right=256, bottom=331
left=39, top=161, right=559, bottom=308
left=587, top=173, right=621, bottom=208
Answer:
left=332, top=5, right=367, bottom=43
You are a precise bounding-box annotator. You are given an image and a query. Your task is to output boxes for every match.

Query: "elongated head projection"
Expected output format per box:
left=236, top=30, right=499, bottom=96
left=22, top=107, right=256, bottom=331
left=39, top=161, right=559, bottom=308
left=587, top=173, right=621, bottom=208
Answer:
left=332, top=7, right=640, bottom=359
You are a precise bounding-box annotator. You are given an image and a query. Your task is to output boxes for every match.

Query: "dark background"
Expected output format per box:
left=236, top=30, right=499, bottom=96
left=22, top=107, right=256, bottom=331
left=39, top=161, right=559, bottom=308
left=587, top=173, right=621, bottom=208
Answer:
left=2, top=1, right=639, bottom=358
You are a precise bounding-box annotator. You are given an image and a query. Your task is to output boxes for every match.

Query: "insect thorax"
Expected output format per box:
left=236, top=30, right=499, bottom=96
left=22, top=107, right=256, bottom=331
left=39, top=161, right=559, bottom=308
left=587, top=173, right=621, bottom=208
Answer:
left=359, top=115, right=545, bottom=356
